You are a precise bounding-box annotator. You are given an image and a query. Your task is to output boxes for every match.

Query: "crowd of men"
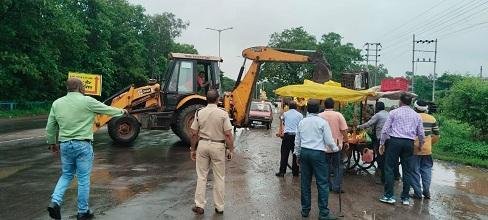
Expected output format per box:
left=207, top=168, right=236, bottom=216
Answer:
left=44, top=78, right=439, bottom=219
left=275, top=93, right=440, bottom=219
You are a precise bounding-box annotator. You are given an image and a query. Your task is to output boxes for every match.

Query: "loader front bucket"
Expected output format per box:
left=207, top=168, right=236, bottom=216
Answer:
left=310, top=52, right=331, bottom=83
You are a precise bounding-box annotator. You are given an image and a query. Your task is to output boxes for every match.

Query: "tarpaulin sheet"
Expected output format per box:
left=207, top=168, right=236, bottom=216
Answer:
left=275, top=80, right=374, bottom=102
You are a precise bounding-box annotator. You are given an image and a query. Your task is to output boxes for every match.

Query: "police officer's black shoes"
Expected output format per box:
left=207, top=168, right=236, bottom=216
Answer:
left=192, top=206, right=204, bottom=215
left=47, top=202, right=61, bottom=220
left=275, top=172, right=285, bottom=177
left=215, top=208, right=224, bottom=214
left=77, top=210, right=94, bottom=220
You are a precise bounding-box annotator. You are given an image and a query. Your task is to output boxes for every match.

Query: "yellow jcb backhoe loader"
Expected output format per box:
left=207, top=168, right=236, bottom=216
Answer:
left=94, top=46, right=331, bottom=145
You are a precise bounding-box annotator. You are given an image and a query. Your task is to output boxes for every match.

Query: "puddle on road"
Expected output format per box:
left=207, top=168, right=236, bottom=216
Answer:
left=0, top=165, right=30, bottom=179
left=415, top=161, right=488, bottom=219
left=432, top=161, right=488, bottom=197
left=88, top=130, right=189, bottom=205
left=0, top=129, right=192, bottom=219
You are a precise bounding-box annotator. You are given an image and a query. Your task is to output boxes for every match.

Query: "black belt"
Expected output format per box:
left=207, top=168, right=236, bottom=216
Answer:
left=390, top=136, right=414, bottom=141
left=199, top=137, right=225, bottom=143
left=284, top=132, right=296, bottom=136
left=61, top=139, right=92, bottom=143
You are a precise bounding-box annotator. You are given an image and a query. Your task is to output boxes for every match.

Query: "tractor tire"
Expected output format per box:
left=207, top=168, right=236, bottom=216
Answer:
left=107, top=115, right=141, bottom=145
left=171, top=123, right=180, bottom=138
left=266, top=122, right=271, bottom=130
left=174, top=104, right=204, bottom=144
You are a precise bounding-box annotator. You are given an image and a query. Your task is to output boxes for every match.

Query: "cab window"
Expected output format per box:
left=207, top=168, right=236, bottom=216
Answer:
left=168, top=62, right=179, bottom=92
left=177, top=61, right=194, bottom=93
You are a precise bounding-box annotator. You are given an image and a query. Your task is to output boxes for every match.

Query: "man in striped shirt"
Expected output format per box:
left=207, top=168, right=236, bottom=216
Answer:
left=410, top=100, right=440, bottom=200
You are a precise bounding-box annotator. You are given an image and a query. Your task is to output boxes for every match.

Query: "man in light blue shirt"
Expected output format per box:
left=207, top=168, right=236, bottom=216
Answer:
left=294, top=99, right=338, bottom=220
left=276, top=101, right=303, bottom=177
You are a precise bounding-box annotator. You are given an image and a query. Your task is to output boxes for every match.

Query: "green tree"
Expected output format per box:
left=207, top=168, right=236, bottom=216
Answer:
left=171, top=43, right=198, bottom=54
left=440, top=78, right=488, bottom=137
left=435, top=72, right=465, bottom=99
left=367, top=64, right=388, bottom=86
left=414, top=76, right=433, bottom=101
left=316, top=33, right=363, bottom=82
left=0, top=0, right=194, bottom=101
left=0, top=0, right=90, bottom=100
left=258, top=27, right=363, bottom=98
left=220, top=73, right=236, bottom=92
left=260, top=27, right=318, bottom=98
left=143, top=12, right=189, bottom=82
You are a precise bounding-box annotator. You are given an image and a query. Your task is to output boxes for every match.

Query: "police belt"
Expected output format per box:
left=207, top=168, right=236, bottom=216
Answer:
left=199, top=137, right=225, bottom=143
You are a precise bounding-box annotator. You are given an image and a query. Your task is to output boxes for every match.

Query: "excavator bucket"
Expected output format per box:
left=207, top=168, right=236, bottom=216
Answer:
left=310, top=52, right=331, bottom=83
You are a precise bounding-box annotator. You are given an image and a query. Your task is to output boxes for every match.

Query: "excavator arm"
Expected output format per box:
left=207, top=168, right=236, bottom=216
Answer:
left=226, top=46, right=331, bottom=127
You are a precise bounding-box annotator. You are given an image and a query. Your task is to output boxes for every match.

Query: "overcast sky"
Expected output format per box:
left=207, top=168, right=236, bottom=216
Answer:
left=129, top=0, right=488, bottom=80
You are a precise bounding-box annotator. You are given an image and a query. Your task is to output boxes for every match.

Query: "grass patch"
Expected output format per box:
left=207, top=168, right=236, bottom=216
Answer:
left=432, top=115, right=488, bottom=168
left=0, top=107, right=50, bottom=118
left=432, top=149, right=488, bottom=168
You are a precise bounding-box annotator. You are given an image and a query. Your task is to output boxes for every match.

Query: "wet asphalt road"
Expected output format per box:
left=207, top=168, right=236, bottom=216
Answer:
left=1, top=116, right=487, bottom=220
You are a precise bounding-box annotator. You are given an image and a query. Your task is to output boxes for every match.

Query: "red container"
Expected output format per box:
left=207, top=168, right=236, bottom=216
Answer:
left=380, top=77, right=409, bottom=92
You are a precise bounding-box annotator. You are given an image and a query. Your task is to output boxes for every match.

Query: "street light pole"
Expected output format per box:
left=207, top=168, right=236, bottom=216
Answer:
left=206, top=27, right=233, bottom=59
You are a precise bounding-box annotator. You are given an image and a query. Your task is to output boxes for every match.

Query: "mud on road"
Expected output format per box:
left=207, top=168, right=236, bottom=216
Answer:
left=0, top=116, right=487, bottom=220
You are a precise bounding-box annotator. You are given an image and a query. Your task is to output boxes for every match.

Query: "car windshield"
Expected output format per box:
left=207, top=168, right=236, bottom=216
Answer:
left=250, top=102, right=270, bottom=112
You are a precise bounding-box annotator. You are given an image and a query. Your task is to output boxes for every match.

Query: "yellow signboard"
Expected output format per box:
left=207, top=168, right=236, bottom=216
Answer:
left=68, top=72, right=102, bottom=96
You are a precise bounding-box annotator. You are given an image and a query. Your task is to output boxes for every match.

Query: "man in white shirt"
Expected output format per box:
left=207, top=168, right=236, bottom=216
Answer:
left=276, top=101, right=303, bottom=177
left=294, top=99, right=338, bottom=220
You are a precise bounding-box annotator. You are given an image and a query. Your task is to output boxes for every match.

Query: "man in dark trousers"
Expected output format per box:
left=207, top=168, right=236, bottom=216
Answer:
left=294, top=99, right=338, bottom=220
left=276, top=101, right=303, bottom=177
left=319, top=98, right=349, bottom=193
left=46, top=78, right=126, bottom=220
left=379, top=93, right=425, bottom=206
left=358, top=101, right=389, bottom=184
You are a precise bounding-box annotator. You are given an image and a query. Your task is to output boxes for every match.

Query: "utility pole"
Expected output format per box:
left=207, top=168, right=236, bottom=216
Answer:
left=205, top=27, right=233, bottom=65
left=412, top=36, right=438, bottom=101
left=364, top=42, right=381, bottom=86
left=411, top=34, right=415, bottom=93
left=432, top=39, right=438, bottom=102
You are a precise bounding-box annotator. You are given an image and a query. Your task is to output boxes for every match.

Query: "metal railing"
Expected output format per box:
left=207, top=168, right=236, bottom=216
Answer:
left=0, top=101, right=51, bottom=111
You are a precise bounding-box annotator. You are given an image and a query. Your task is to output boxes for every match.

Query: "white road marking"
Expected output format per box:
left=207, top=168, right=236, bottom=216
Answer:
left=0, top=135, right=45, bottom=144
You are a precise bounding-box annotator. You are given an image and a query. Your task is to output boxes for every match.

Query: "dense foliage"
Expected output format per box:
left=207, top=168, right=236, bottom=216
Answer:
left=0, top=0, right=195, bottom=101
left=406, top=72, right=465, bottom=101
left=433, top=115, right=488, bottom=167
left=440, top=78, right=488, bottom=136
left=220, top=73, right=236, bottom=92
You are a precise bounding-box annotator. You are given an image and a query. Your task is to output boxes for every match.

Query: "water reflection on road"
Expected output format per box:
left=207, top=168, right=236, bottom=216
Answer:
left=428, top=162, right=488, bottom=219
left=0, top=125, right=487, bottom=219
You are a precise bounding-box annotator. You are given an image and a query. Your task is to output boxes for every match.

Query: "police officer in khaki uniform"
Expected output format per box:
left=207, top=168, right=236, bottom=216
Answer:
left=190, top=90, right=234, bottom=215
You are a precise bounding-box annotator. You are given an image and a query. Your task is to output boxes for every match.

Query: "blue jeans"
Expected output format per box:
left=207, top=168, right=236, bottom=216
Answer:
left=51, top=140, right=94, bottom=213
left=326, top=152, right=343, bottom=192
left=300, top=148, right=330, bottom=218
left=409, top=155, right=433, bottom=197
left=384, top=137, right=413, bottom=200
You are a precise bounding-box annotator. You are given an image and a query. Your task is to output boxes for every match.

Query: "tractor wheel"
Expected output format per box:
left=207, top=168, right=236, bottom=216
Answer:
left=171, top=123, right=180, bottom=138
left=266, top=122, right=271, bottom=130
left=108, top=115, right=141, bottom=145
left=174, top=104, right=204, bottom=144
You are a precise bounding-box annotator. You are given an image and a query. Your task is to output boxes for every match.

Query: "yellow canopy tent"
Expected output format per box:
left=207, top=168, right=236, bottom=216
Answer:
left=274, top=80, right=374, bottom=102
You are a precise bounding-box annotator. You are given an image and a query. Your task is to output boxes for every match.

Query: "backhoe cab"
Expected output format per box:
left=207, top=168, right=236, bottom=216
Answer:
left=95, top=53, right=222, bottom=145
